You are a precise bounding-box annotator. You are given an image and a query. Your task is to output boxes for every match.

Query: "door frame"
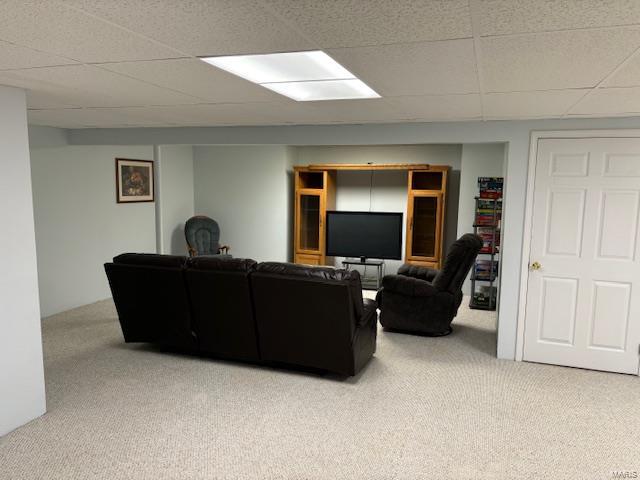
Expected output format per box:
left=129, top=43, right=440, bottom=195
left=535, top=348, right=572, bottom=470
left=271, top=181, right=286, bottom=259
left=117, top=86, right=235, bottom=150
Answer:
left=515, top=129, right=640, bottom=362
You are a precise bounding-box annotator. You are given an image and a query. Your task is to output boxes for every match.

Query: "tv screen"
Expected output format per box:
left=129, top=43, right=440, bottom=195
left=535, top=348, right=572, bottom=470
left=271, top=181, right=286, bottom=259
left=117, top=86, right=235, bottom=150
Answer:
left=325, top=211, right=403, bottom=260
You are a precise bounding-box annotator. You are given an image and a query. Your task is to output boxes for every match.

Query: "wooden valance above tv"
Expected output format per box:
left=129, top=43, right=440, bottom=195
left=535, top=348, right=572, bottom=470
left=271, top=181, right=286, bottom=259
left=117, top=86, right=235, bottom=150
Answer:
left=293, top=164, right=449, bottom=269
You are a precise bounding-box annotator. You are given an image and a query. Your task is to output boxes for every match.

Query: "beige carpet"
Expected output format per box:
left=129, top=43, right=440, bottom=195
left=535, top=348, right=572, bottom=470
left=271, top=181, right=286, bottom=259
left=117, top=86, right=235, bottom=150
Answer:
left=1, top=298, right=639, bottom=480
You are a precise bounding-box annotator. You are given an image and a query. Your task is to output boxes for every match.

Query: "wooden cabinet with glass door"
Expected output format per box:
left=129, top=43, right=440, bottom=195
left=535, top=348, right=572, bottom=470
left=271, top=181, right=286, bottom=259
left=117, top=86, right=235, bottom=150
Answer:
left=293, top=168, right=336, bottom=265
left=405, top=167, right=449, bottom=269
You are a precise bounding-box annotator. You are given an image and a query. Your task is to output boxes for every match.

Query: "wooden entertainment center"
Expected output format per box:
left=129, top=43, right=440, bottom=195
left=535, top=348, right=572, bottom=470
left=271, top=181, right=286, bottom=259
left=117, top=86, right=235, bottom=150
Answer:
left=293, top=163, right=450, bottom=269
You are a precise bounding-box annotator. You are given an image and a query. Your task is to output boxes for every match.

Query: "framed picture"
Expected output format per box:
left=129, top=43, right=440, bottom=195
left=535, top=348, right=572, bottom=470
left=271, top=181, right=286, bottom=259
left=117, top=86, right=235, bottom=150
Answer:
left=115, top=158, right=154, bottom=203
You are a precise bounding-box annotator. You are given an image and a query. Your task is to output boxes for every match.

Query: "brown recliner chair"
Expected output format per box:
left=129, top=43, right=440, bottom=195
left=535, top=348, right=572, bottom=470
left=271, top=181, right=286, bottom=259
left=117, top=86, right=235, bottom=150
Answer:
left=376, top=233, right=483, bottom=336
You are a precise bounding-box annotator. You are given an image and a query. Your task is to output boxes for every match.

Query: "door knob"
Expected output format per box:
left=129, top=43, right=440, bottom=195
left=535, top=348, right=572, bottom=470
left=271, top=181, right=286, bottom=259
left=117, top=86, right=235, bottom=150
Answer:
left=530, top=261, right=541, bottom=271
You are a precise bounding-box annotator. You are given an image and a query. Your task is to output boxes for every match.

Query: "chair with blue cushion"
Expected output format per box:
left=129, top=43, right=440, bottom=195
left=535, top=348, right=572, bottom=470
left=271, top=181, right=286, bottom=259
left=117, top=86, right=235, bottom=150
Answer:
left=184, top=215, right=231, bottom=257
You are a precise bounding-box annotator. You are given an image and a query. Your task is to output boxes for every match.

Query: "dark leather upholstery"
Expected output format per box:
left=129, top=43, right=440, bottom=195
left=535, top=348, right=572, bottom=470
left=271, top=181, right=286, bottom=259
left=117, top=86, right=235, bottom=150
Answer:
left=105, top=253, right=196, bottom=349
left=249, top=262, right=376, bottom=376
left=114, top=252, right=188, bottom=268
left=377, top=234, right=482, bottom=336
left=105, top=256, right=377, bottom=376
left=255, top=262, right=365, bottom=319
left=186, top=257, right=260, bottom=361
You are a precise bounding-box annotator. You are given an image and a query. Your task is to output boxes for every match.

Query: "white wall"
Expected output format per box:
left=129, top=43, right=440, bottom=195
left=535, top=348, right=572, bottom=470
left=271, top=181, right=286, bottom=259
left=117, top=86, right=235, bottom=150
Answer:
left=68, top=116, right=640, bottom=360
left=28, top=125, right=68, bottom=149
left=193, top=145, right=294, bottom=262
left=457, top=143, right=506, bottom=294
left=30, top=145, right=156, bottom=317
left=0, top=86, right=46, bottom=436
left=157, top=145, right=194, bottom=255
left=296, top=145, right=462, bottom=273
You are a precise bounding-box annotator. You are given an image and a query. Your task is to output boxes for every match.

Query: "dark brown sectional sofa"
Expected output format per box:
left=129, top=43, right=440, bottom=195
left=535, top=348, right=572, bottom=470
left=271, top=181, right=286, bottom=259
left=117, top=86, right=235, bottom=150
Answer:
left=104, top=254, right=377, bottom=376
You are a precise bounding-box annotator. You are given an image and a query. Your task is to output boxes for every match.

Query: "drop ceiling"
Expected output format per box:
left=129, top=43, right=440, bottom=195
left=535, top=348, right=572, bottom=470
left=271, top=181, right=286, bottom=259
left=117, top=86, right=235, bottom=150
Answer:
left=1, top=0, right=639, bottom=128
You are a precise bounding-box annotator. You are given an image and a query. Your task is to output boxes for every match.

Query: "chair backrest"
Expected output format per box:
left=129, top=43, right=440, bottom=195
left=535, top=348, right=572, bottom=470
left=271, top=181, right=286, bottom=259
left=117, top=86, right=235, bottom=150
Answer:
left=185, top=215, right=221, bottom=256
left=104, top=253, right=196, bottom=349
left=250, top=262, right=364, bottom=374
left=185, top=257, right=260, bottom=361
left=433, top=233, right=483, bottom=294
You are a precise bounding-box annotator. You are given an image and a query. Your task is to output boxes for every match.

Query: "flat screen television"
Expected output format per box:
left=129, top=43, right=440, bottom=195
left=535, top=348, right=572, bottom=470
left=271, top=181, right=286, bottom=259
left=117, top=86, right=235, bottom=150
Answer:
left=325, top=211, right=403, bottom=260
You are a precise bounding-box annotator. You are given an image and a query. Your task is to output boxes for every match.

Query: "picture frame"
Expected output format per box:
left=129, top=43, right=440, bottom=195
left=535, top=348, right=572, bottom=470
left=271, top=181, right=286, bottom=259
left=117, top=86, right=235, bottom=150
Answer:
left=115, top=158, right=154, bottom=203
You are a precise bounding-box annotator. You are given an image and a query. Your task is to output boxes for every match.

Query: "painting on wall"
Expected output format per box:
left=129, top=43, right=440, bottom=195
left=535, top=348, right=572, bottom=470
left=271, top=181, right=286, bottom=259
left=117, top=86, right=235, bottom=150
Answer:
left=116, top=158, right=154, bottom=203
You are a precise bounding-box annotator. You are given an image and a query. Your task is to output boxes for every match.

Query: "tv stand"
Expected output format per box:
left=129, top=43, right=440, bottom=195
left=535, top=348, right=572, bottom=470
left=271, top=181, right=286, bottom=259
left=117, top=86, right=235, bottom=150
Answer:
left=341, top=258, right=385, bottom=290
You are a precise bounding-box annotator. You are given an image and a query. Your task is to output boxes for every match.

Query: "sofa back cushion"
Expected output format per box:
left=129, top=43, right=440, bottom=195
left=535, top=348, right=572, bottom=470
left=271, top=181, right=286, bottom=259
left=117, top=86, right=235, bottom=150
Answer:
left=113, top=253, right=188, bottom=268
left=105, top=254, right=195, bottom=349
left=255, top=262, right=364, bottom=319
left=250, top=262, right=363, bottom=373
left=189, top=256, right=256, bottom=272
left=185, top=257, right=260, bottom=360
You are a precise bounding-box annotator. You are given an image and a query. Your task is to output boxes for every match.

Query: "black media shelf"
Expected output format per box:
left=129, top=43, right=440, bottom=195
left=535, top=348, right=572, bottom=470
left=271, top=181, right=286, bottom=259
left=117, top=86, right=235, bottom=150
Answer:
left=470, top=188, right=502, bottom=311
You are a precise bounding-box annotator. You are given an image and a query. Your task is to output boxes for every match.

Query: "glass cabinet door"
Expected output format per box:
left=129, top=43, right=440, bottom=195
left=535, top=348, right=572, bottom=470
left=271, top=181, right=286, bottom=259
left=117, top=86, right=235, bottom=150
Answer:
left=298, top=193, right=322, bottom=252
left=410, top=194, right=441, bottom=259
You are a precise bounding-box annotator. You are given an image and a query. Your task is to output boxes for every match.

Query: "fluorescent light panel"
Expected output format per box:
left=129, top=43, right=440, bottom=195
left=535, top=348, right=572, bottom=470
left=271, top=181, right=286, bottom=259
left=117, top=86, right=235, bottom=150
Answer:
left=201, top=50, right=380, bottom=101
left=262, top=79, right=379, bottom=101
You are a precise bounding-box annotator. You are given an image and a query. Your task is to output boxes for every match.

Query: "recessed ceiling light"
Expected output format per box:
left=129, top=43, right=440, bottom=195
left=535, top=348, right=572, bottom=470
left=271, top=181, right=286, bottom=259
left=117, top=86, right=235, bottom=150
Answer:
left=200, top=50, right=380, bottom=101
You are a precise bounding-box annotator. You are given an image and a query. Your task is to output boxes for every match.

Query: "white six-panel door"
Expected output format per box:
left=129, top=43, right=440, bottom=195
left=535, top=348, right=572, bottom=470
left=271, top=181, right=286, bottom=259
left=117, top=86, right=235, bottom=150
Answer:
left=523, top=138, right=640, bottom=374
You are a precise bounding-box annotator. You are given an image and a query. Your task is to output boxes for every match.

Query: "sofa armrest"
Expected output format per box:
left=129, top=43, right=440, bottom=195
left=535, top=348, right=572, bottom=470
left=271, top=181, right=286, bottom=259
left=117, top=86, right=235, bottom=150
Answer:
left=359, top=298, right=378, bottom=326
left=397, top=264, right=439, bottom=282
left=382, top=274, right=439, bottom=297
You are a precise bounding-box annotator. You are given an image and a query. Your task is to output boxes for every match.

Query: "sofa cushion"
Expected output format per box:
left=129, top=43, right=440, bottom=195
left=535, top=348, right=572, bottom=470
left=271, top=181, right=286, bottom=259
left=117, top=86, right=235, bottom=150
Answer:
left=256, top=262, right=344, bottom=279
left=255, top=262, right=364, bottom=319
left=112, top=253, right=187, bottom=268
left=189, top=256, right=257, bottom=272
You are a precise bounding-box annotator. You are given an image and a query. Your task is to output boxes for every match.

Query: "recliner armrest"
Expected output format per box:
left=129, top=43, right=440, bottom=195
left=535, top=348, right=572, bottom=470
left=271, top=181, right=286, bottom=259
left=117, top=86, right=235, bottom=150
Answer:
left=382, top=274, right=439, bottom=297
left=397, top=264, right=439, bottom=282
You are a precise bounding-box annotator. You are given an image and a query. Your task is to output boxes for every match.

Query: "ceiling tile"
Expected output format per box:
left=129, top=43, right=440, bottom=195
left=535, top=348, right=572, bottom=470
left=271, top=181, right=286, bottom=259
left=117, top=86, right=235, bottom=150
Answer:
left=267, top=98, right=408, bottom=124
left=483, top=89, right=589, bottom=118
left=479, top=0, right=640, bottom=36
left=25, top=91, right=80, bottom=109
left=99, top=59, right=284, bottom=103
left=568, top=87, right=640, bottom=115
left=385, top=94, right=482, bottom=121
left=0, top=40, right=77, bottom=70
left=0, top=1, right=182, bottom=62
left=0, top=71, right=85, bottom=107
left=481, top=28, right=640, bottom=92
left=604, top=54, right=640, bottom=87
left=27, top=107, right=171, bottom=128
left=124, top=103, right=288, bottom=126
left=61, top=0, right=314, bottom=57
left=328, top=40, right=478, bottom=96
left=265, top=0, right=471, bottom=48
left=0, top=65, right=201, bottom=107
